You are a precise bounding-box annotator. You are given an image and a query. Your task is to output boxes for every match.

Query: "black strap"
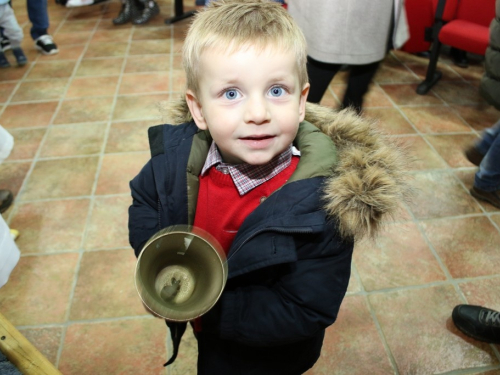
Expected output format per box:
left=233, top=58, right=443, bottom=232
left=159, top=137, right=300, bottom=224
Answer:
left=163, top=321, right=187, bottom=367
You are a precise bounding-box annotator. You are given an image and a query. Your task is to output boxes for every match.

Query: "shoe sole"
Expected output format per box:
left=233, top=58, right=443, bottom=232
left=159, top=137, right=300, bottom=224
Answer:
left=471, top=188, right=500, bottom=209
left=35, top=46, right=59, bottom=56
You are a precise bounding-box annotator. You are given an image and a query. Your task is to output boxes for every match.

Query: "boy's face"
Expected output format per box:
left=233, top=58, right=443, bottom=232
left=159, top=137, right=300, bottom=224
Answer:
left=186, top=45, right=309, bottom=165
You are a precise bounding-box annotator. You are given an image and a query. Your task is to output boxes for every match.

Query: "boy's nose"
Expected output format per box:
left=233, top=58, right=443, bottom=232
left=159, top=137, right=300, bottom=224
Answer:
left=243, top=96, right=270, bottom=125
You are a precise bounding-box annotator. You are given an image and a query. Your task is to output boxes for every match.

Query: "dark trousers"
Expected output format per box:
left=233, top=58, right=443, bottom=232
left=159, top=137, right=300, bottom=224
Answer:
left=307, top=56, right=380, bottom=114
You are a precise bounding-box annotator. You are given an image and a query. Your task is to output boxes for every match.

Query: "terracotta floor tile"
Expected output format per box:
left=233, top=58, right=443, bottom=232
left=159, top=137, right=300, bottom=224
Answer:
left=409, top=171, right=482, bottom=219
left=84, top=41, right=129, bottom=58
left=370, top=285, right=499, bottom=374
left=40, top=44, right=86, bottom=61
left=459, top=276, right=500, bottom=311
left=59, top=318, right=167, bottom=375
left=373, top=60, right=419, bottom=84
left=91, top=28, right=133, bottom=42
left=319, top=89, right=340, bottom=108
left=11, top=79, right=69, bottom=102
left=451, top=104, right=500, bottom=132
left=84, top=195, right=131, bottom=250
left=27, top=61, right=77, bottom=79
left=96, top=152, right=150, bottom=195
left=0, top=101, right=58, bottom=128
left=0, top=82, right=18, bottom=103
left=52, top=31, right=92, bottom=45
left=305, top=296, right=394, bottom=375
left=491, top=214, right=500, bottom=228
left=53, top=96, right=114, bottom=124
left=119, top=72, right=170, bottom=94
left=0, top=161, right=31, bottom=196
left=364, top=108, right=416, bottom=135
left=132, top=26, right=171, bottom=40
left=331, top=84, right=394, bottom=108
left=432, top=81, right=486, bottom=105
left=75, top=57, right=124, bottom=77
left=112, top=93, right=170, bottom=121
left=66, top=75, right=119, bottom=98
left=70, top=249, right=145, bottom=320
left=171, top=69, right=186, bottom=93
left=346, top=265, right=362, bottom=294
left=167, top=327, right=198, bottom=375
left=400, top=135, right=448, bottom=170
left=449, top=62, right=485, bottom=82
left=40, top=123, right=106, bottom=157
left=22, top=157, right=99, bottom=200
left=9, top=199, right=90, bottom=253
left=401, top=106, right=473, bottom=134
left=106, top=120, right=156, bottom=153
left=129, top=39, right=171, bottom=55
left=58, top=19, right=99, bottom=33
left=18, top=326, right=63, bottom=365
left=124, top=54, right=170, bottom=73
left=405, top=61, right=462, bottom=82
left=426, top=134, right=481, bottom=168
left=0, top=64, right=29, bottom=82
left=0, top=253, right=79, bottom=325
left=454, top=169, right=500, bottom=213
left=354, top=223, right=445, bottom=291
left=6, top=128, right=45, bottom=160
left=380, top=83, right=443, bottom=106
left=421, top=216, right=500, bottom=278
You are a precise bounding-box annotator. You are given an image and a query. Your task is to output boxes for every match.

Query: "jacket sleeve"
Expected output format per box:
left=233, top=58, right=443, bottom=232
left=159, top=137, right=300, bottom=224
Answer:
left=129, top=159, right=160, bottom=257
left=202, top=228, right=353, bottom=346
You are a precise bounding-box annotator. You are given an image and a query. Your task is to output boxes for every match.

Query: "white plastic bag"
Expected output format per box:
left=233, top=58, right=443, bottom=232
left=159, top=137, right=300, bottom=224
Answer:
left=0, top=214, right=20, bottom=288
left=0, top=125, right=14, bottom=163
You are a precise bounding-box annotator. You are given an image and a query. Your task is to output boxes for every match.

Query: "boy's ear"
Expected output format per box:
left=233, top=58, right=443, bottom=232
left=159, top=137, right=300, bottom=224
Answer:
left=185, top=90, right=207, bottom=130
left=298, top=83, right=310, bottom=122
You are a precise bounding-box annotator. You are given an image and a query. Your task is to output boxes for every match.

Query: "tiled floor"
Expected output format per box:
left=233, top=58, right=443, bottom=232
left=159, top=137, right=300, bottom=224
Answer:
left=0, top=1, right=499, bottom=374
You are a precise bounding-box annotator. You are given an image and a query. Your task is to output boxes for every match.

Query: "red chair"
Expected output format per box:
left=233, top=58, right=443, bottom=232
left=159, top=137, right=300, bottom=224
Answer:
left=416, top=0, right=496, bottom=95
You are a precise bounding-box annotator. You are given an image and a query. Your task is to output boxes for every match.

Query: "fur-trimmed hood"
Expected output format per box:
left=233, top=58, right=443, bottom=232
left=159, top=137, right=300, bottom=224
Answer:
left=161, top=98, right=410, bottom=241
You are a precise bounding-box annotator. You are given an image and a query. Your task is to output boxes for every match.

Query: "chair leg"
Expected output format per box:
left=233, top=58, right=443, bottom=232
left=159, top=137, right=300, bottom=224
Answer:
left=416, top=39, right=443, bottom=95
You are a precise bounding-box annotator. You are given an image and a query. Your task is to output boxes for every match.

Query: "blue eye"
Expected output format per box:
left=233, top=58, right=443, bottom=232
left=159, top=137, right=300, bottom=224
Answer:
left=269, top=86, right=284, bottom=97
left=224, top=89, right=240, bottom=100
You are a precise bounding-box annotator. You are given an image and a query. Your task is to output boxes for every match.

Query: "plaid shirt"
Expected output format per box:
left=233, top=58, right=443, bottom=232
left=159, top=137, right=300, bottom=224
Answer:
left=201, top=142, right=301, bottom=196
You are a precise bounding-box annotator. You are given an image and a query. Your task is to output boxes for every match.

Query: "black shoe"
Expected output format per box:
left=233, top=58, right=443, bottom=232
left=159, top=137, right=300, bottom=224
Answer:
left=35, top=35, right=59, bottom=56
left=12, top=47, right=27, bottom=66
left=470, top=186, right=500, bottom=209
left=452, top=305, right=500, bottom=344
left=132, top=1, right=159, bottom=24
left=1, top=36, right=11, bottom=52
left=113, top=0, right=133, bottom=25
left=464, top=146, right=484, bottom=166
left=0, top=189, right=13, bottom=213
left=450, top=47, right=469, bottom=68
left=0, top=51, right=10, bottom=68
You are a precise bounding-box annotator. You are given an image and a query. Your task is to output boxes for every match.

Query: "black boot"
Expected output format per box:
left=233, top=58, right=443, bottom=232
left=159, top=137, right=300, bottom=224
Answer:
left=132, top=0, right=159, bottom=25
left=113, top=0, right=133, bottom=25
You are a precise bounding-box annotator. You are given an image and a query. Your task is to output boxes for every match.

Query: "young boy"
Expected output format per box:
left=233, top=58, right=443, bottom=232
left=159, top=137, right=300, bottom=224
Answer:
left=129, top=1, right=408, bottom=373
left=0, top=0, right=27, bottom=67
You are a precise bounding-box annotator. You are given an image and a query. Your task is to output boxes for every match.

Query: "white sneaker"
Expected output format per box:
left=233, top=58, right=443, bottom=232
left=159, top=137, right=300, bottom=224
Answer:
left=35, top=35, right=59, bottom=55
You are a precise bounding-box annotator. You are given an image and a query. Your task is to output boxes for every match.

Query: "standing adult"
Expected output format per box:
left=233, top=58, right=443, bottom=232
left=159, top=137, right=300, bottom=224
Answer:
left=287, top=0, right=409, bottom=113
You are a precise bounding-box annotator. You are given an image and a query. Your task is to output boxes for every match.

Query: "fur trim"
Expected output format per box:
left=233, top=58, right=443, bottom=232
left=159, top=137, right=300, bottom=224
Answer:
left=163, top=96, right=411, bottom=240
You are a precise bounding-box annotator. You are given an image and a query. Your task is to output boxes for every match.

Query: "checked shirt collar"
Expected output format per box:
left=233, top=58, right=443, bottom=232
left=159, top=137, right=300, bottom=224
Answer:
left=201, top=142, right=300, bottom=196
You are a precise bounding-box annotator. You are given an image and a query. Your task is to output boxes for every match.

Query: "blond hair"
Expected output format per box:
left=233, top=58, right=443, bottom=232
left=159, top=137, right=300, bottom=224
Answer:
left=182, top=0, right=308, bottom=96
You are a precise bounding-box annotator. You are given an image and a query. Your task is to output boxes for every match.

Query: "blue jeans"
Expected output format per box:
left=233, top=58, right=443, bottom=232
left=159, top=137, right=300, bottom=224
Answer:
left=475, top=119, right=500, bottom=192
left=27, top=0, right=49, bottom=40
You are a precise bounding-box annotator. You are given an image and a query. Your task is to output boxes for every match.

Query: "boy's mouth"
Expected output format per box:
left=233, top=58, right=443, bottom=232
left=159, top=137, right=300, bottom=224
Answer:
left=240, top=135, right=274, bottom=140
left=239, top=135, right=275, bottom=149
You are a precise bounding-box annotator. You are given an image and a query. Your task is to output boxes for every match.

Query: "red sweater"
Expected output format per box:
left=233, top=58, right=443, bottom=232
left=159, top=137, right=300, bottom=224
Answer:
left=194, top=157, right=300, bottom=254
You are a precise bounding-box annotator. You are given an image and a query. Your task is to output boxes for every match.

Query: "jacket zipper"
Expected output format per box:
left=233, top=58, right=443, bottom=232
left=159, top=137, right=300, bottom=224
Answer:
left=228, top=226, right=315, bottom=261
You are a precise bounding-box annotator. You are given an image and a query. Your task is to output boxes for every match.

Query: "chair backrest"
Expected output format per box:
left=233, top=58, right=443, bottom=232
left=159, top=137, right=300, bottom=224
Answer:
left=456, top=0, right=496, bottom=25
left=432, top=0, right=460, bottom=22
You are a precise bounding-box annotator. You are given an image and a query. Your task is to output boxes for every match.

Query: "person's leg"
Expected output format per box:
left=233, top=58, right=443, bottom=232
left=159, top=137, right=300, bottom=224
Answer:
left=306, top=56, right=342, bottom=104
left=341, top=61, right=380, bottom=114
left=27, top=0, right=49, bottom=41
left=0, top=6, right=27, bottom=66
left=471, top=120, right=500, bottom=207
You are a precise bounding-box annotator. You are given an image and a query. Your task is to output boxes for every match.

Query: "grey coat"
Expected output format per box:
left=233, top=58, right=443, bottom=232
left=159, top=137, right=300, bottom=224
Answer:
left=288, top=0, right=409, bottom=65
left=480, top=0, right=500, bottom=110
